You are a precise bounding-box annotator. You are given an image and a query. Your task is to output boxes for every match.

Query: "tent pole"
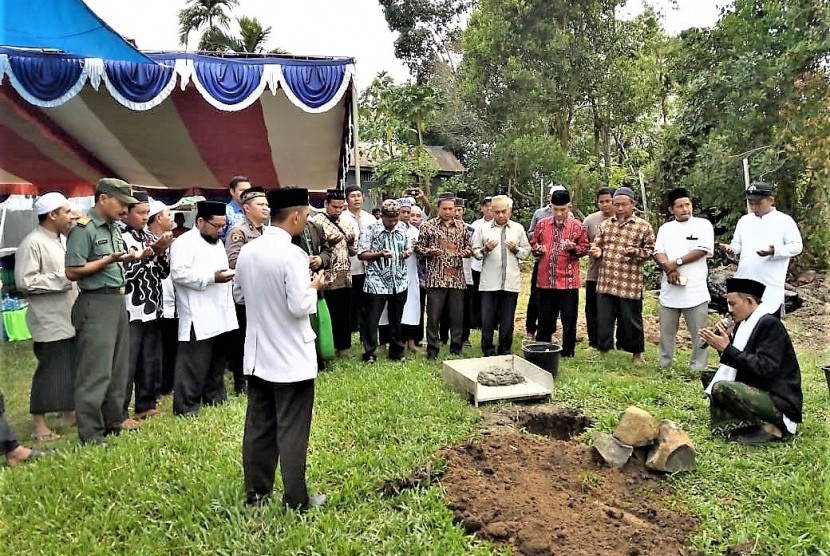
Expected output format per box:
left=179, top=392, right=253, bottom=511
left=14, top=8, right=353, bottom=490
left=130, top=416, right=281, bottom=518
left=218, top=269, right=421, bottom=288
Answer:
left=351, top=79, right=361, bottom=192
left=0, top=202, right=8, bottom=248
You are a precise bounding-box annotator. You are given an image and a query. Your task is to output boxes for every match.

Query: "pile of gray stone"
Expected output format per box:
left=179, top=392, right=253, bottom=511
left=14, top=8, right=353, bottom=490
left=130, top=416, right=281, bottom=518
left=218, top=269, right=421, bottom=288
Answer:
left=593, top=406, right=696, bottom=473
left=477, top=366, right=526, bottom=387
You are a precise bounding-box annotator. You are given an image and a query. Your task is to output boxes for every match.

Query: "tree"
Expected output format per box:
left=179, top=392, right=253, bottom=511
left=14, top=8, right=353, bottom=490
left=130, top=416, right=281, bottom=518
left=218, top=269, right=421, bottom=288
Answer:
left=458, top=0, right=669, bottom=216
left=178, top=0, right=238, bottom=47
left=359, top=73, right=443, bottom=197
left=198, top=16, right=278, bottom=53
left=377, top=0, right=471, bottom=82
left=655, top=0, right=830, bottom=269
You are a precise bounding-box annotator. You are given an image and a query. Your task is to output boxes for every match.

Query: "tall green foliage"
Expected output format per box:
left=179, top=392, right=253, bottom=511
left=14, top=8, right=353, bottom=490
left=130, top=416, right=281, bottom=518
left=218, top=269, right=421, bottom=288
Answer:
left=458, top=0, right=670, bottom=215
left=177, top=0, right=238, bottom=47
left=359, top=74, right=442, bottom=197
left=377, top=0, right=470, bottom=82
left=656, top=0, right=830, bottom=269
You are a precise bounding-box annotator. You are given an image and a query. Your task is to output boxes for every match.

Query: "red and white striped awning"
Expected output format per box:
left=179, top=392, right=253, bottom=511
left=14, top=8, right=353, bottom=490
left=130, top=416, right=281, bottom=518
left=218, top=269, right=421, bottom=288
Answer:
left=0, top=49, right=356, bottom=196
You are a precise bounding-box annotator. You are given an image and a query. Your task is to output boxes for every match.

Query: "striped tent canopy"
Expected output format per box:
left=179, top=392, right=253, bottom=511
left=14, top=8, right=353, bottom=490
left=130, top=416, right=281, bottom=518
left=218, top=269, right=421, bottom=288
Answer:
left=0, top=48, right=356, bottom=197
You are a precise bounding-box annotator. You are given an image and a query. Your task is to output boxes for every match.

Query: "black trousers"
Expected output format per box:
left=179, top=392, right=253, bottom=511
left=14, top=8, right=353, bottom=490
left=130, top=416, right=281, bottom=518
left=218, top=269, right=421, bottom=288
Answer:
left=597, top=294, right=644, bottom=354
left=243, top=376, right=315, bottom=509
left=325, top=287, right=352, bottom=351
left=481, top=291, right=519, bottom=356
left=585, top=280, right=599, bottom=349
left=526, top=259, right=541, bottom=334
left=173, top=329, right=229, bottom=416
left=124, top=320, right=162, bottom=418
left=427, top=288, right=465, bottom=357
left=350, top=275, right=367, bottom=341
left=159, top=318, right=178, bottom=396
left=0, top=391, right=19, bottom=456
left=536, top=289, right=579, bottom=357
left=363, top=291, right=407, bottom=360
left=378, top=324, right=390, bottom=346
left=226, top=303, right=248, bottom=390
left=470, top=270, right=482, bottom=329
left=440, top=285, right=472, bottom=343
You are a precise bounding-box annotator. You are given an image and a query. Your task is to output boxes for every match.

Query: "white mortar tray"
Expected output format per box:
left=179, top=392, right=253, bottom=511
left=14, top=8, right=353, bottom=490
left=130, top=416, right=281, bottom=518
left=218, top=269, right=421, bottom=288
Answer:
left=443, top=355, right=553, bottom=407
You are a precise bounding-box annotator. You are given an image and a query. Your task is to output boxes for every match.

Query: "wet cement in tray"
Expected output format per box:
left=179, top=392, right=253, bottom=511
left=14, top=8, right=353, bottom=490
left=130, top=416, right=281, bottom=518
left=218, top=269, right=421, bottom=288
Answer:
left=439, top=406, right=700, bottom=556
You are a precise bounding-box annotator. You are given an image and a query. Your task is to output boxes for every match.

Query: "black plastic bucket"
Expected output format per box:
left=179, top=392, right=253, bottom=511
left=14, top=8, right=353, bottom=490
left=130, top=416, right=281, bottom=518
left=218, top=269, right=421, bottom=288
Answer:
left=821, top=365, right=830, bottom=395
left=522, top=343, right=562, bottom=377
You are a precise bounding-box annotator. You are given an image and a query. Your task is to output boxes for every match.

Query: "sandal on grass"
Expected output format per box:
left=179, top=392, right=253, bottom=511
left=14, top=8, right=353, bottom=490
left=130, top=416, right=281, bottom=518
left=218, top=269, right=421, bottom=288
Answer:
left=31, top=431, right=61, bottom=442
left=25, top=448, right=55, bottom=461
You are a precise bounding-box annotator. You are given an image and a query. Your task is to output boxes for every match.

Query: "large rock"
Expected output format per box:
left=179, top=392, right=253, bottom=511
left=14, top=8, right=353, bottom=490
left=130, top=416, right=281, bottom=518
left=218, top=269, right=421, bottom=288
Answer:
left=646, top=420, right=696, bottom=473
left=707, top=271, right=730, bottom=314
left=613, top=406, right=659, bottom=447
left=593, top=433, right=633, bottom=468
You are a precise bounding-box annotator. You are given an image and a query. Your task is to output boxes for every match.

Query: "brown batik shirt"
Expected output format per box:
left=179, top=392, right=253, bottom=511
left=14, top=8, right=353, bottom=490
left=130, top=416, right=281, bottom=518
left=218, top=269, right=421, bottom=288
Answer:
left=310, top=212, right=356, bottom=290
left=592, top=214, right=655, bottom=300
left=415, top=217, right=471, bottom=290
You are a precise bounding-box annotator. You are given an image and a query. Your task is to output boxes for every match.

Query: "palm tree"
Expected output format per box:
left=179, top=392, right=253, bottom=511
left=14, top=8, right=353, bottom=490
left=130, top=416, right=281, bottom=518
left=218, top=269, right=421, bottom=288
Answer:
left=198, top=16, right=288, bottom=55
left=178, top=0, right=239, bottom=47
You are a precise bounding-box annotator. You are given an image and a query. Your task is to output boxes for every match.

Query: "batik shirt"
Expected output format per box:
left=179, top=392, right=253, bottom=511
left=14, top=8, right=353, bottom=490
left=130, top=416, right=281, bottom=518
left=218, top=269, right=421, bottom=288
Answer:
left=310, top=212, right=356, bottom=290
left=122, top=226, right=170, bottom=322
left=415, top=217, right=471, bottom=290
left=357, top=220, right=410, bottom=295
left=531, top=215, right=589, bottom=290
left=592, top=214, right=655, bottom=300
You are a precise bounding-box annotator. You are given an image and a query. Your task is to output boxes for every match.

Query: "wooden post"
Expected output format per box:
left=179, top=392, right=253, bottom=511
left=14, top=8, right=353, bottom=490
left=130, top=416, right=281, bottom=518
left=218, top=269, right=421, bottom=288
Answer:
left=351, top=77, right=361, bottom=191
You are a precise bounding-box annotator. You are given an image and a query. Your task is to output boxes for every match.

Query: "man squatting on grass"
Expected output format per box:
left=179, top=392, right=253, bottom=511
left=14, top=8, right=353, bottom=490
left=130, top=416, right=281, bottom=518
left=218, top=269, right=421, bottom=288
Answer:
left=700, top=278, right=803, bottom=445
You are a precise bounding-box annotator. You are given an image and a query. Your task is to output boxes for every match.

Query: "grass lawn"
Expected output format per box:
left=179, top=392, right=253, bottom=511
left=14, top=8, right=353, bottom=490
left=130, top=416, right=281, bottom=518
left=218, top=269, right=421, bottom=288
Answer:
left=1, top=290, right=828, bottom=555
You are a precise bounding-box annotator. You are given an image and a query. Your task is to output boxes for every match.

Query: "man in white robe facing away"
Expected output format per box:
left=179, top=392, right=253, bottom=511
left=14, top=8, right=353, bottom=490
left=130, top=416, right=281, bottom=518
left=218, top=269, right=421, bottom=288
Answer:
left=234, top=187, right=327, bottom=511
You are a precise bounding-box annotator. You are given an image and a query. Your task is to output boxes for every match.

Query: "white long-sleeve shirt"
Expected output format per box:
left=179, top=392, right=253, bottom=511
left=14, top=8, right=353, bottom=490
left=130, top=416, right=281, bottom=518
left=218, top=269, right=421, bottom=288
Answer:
left=170, top=228, right=237, bottom=341
left=342, top=209, right=376, bottom=276
left=469, top=217, right=493, bottom=272
left=234, top=226, right=319, bottom=383
left=471, top=220, right=531, bottom=292
left=730, top=208, right=802, bottom=309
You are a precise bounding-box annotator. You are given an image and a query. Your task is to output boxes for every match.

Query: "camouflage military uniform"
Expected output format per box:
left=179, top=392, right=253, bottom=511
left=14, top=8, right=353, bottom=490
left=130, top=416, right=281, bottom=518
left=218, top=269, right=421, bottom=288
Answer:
left=709, top=380, right=785, bottom=437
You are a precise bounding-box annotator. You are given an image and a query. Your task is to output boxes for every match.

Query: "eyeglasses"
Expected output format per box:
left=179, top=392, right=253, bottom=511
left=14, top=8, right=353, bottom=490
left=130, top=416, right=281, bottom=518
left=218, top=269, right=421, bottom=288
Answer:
left=203, top=219, right=224, bottom=230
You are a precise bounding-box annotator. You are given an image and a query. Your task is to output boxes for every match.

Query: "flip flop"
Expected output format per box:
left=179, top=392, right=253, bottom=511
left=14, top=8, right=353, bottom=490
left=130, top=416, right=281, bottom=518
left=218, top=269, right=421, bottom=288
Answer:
left=31, top=431, right=61, bottom=442
left=24, top=448, right=56, bottom=461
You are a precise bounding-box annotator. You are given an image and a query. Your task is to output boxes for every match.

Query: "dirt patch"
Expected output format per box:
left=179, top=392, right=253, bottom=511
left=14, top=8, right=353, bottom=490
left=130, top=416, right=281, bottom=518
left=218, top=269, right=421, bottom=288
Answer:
left=441, top=408, right=699, bottom=556
left=787, top=271, right=830, bottom=352
left=485, top=405, right=593, bottom=440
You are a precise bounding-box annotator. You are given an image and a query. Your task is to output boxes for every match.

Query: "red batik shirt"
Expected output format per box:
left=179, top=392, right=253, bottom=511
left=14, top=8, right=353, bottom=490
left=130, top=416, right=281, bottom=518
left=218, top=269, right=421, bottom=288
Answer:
left=531, top=215, right=589, bottom=290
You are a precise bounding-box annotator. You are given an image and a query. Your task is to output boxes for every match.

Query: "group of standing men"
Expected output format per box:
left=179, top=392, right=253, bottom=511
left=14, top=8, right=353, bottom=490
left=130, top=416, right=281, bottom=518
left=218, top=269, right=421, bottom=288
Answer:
left=4, top=170, right=806, bottom=485
left=526, top=185, right=655, bottom=363
left=523, top=180, right=803, bottom=444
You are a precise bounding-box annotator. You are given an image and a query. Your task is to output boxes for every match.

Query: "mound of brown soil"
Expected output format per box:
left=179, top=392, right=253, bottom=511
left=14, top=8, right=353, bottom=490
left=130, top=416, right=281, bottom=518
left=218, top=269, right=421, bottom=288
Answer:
left=441, top=430, right=698, bottom=556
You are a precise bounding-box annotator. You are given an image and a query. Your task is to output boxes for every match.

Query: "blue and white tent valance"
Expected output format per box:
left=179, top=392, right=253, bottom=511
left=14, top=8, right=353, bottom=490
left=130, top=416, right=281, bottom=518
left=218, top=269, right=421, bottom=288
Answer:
left=0, top=49, right=355, bottom=113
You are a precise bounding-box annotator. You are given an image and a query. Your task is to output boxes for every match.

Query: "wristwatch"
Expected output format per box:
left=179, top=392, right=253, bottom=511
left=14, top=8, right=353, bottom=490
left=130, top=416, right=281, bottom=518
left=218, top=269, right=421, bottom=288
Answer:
left=675, top=257, right=684, bottom=266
